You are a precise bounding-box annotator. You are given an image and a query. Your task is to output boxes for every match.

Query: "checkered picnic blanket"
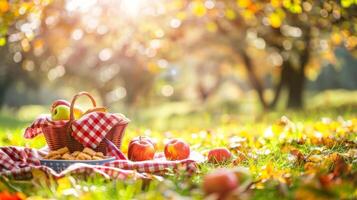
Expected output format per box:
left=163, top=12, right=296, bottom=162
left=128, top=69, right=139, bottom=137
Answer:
left=0, top=146, right=199, bottom=180
left=24, top=112, right=130, bottom=149
left=16, top=112, right=199, bottom=180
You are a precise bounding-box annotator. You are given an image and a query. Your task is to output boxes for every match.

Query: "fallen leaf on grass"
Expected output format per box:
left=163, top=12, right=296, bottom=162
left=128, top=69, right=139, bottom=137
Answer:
left=318, top=173, right=336, bottom=189
left=289, top=149, right=305, bottom=165
left=329, top=154, right=351, bottom=177
left=307, top=155, right=323, bottom=163
left=0, top=191, right=25, bottom=200
left=232, top=151, right=247, bottom=165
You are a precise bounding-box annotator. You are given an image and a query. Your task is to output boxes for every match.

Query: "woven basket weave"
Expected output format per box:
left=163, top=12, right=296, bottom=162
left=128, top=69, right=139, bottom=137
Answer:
left=42, top=92, right=127, bottom=154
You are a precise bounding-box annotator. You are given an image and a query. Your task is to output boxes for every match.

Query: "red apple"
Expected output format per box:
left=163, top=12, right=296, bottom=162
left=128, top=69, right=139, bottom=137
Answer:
left=164, top=139, right=190, bottom=160
left=128, top=136, right=155, bottom=161
left=129, top=136, right=156, bottom=150
left=208, top=147, right=232, bottom=163
left=51, top=99, right=70, bottom=112
left=203, top=169, right=238, bottom=196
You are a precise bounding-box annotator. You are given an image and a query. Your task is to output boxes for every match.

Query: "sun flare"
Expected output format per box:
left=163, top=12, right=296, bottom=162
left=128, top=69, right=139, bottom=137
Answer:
left=121, top=0, right=146, bottom=17
left=65, top=0, right=148, bottom=17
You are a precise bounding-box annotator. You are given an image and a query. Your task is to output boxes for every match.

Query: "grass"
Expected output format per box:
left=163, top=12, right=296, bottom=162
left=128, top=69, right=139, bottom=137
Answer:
left=0, top=93, right=356, bottom=199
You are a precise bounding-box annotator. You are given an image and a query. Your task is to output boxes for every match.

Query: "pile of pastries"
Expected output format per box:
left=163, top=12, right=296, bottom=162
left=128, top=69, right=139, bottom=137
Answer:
left=44, top=147, right=107, bottom=160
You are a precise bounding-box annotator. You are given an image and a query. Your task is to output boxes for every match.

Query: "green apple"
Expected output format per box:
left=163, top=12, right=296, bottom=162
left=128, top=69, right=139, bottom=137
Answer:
left=51, top=99, right=70, bottom=112
left=51, top=105, right=70, bottom=121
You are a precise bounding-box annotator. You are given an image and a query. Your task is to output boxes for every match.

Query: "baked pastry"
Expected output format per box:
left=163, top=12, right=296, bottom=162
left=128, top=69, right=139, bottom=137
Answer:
left=44, top=147, right=107, bottom=160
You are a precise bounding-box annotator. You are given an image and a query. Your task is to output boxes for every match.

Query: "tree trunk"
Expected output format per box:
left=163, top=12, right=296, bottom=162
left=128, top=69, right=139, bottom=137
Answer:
left=239, top=49, right=308, bottom=110
left=268, top=66, right=287, bottom=109
left=0, top=78, right=12, bottom=110
left=97, top=88, right=109, bottom=107
left=285, top=63, right=305, bottom=109
left=285, top=32, right=310, bottom=109
left=0, top=87, right=7, bottom=109
left=197, top=73, right=223, bottom=103
left=239, top=50, right=268, bottom=110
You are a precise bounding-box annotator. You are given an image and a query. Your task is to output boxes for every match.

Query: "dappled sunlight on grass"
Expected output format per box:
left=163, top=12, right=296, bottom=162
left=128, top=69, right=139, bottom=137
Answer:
left=0, top=90, right=356, bottom=199
left=0, top=105, right=356, bottom=199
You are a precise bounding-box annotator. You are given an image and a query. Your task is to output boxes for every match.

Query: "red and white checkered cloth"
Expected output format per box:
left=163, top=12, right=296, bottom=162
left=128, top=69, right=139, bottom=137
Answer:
left=24, top=112, right=130, bottom=149
left=105, top=138, right=128, bottom=160
left=71, top=112, right=129, bottom=148
left=24, top=114, right=67, bottom=139
left=18, top=112, right=201, bottom=180
left=0, top=146, right=200, bottom=180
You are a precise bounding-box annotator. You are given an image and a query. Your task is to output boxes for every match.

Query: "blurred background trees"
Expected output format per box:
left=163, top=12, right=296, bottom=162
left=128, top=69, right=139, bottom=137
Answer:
left=165, top=0, right=357, bottom=109
left=0, top=0, right=356, bottom=112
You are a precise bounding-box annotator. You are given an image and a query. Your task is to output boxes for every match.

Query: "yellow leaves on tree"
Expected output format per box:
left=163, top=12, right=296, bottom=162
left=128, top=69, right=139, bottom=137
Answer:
left=0, top=1, right=9, bottom=13
left=270, top=0, right=282, bottom=8
left=147, top=61, right=160, bottom=73
left=237, top=0, right=251, bottom=8
left=283, top=0, right=302, bottom=14
left=206, top=22, right=217, bottom=33
left=168, top=0, right=184, bottom=10
left=225, top=9, right=236, bottom=20
left=268, top=12, right=282, bottom=28
left=191, top=1, right=206, bottom=17
left=0, top=37, right=6, bottom=46
left=236, top=0, right=261, bottom=19
left=341, top=0, right=357, bottom=8
left=176, top=11, right=186, bottom=21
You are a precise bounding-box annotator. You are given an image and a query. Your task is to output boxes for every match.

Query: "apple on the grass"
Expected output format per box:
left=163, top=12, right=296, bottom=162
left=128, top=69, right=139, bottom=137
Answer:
left=164, top=139, right=190, bottom=161
left=208, top=147, right=232, bottom=163
left=203, top=169, right=239, bottom=196
left=129, top=136, right=156, bottom=150
left=128, top=136, right=156, bottom=161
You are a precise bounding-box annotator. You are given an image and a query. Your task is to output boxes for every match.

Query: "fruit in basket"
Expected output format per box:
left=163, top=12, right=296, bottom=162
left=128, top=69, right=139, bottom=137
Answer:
left=73, top=107, right=84, bottom=119
left=51, top=105, right=70, bottom=121
left=51, top=99, right=70, bottom=112
left=208, top=147, right=232, bottom=163
left=128, top=136, right=156, bottom=161
left=51, top=100, right=70, bottom=112
left=164, top=139, right=190, bottom=160
left=83, top=107, right=107, bottom=116
left=203, top=168, right=238, bottom=196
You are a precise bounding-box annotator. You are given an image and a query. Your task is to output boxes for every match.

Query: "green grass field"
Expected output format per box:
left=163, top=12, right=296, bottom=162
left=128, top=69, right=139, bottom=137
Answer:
left=0, top=95, right=356, bottom=200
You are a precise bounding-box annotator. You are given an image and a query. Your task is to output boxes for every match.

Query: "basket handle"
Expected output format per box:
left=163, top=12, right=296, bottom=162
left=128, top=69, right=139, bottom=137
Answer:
left=69, top=91, right=97, bottom=121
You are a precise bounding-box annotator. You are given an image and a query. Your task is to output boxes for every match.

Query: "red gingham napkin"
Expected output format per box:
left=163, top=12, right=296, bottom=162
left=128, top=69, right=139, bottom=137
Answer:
left=24, top=112, right=129, bottom=149
left=71, top=112, right=129, bottom=149
left=105, top=138, right=128, bottom=160
left=24, top=114, right=67, bottom=139
left=0, top=146, right=200, bottom=180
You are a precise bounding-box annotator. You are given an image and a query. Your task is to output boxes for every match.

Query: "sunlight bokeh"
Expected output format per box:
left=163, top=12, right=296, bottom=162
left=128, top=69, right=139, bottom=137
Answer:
left=0, top=0, right=356, bottom=117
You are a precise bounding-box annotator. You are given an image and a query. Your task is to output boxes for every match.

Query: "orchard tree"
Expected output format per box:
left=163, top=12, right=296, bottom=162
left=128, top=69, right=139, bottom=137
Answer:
left=1, top=0, right=356, bottom=110
left=165, top=0, right=357, bottom=109
left=26, top=0, right=175, bottom=107
left=0, top=0, right=49, bottom=108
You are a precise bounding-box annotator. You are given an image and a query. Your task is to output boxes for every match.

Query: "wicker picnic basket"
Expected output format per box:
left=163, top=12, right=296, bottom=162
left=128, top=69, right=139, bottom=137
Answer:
left=42, top=92, right=128, bottom=154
